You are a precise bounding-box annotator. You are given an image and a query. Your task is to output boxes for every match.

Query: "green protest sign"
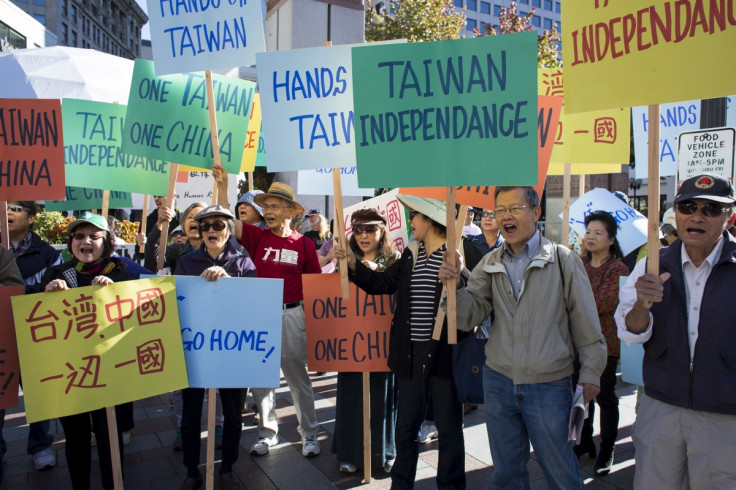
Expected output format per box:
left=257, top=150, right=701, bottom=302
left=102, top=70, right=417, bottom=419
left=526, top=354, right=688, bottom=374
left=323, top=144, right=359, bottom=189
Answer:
left=121, top=59, right=255, bottom=173
left=62, top=99, right=171, bottom=195
left=352, top=33, right=538, bottom=188
left=45, top=187, right=132, bottom=212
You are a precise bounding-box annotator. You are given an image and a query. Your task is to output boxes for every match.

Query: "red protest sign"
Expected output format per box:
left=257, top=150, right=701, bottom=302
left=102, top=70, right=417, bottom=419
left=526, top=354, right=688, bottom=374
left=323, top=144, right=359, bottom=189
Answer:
left=0, top=99, right=66, bottom=200
left=303, top=274, right=393, bottom=372
left=400, top=95, right=562, bottom=209
left=0, top=286, right=24, bottom=409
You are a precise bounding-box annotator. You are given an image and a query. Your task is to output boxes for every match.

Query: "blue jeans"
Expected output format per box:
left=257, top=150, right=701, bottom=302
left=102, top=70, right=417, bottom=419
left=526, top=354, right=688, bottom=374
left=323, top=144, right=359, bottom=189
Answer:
left=483, top=366, right=583, bottom=490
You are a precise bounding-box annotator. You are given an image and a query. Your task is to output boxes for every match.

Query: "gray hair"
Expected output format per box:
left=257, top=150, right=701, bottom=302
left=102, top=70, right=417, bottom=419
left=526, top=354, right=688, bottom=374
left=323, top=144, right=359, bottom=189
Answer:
left=493, top=186, right=540, bottom=208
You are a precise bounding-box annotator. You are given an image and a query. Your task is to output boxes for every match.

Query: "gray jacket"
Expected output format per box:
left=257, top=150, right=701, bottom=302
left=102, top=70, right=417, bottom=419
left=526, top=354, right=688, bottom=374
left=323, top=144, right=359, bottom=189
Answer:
left=450, top=235, right=606, bottom=386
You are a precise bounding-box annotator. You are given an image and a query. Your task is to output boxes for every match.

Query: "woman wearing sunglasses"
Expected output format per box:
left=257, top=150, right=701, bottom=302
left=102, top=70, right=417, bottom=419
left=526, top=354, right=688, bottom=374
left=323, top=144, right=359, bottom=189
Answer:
left=175, top=205, right=256, bottom=490
left=331, top=208, right=401, bottom=474
left=40, top=212, right=134, bottom=490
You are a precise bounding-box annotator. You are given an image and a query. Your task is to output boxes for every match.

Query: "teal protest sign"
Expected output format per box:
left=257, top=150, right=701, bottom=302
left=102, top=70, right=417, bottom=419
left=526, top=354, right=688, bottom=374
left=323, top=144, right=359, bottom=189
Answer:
left=62, top=99, right=171, bottom=195
left=45, top=187, right=132, bottom=212
left=121, top=59, right=255, bottom=173
left=352, top=33, right=538, bottom=188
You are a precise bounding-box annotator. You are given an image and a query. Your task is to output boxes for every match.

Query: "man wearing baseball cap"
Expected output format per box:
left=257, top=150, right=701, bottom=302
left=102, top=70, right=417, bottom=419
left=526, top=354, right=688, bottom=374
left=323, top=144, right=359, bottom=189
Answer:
left=615, top=174, right=736, bottom=488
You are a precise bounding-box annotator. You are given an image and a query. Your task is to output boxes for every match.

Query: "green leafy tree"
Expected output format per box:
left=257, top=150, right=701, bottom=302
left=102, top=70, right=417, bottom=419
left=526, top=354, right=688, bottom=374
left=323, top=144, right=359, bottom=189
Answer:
left=365, top=0, right=466, bottom=43
left=474, top=2, right=561, bottom=68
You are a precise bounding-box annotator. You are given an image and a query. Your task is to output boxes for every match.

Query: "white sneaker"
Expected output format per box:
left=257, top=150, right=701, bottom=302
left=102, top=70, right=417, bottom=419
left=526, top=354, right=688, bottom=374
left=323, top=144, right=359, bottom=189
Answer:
left=301, top=435, right=320, bottom=457
left=339, top=461, right=357, bottom=473
left=250, top=435, right=278, bottom=456
left=33, top=449, right=56, bottom=470
left=122, top=431, right=131, bottom=446
left=418, top=423, right=438, bottom=444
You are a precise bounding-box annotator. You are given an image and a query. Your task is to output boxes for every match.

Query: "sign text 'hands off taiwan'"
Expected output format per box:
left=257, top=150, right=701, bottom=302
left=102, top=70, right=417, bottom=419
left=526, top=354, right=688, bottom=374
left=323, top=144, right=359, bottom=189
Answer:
left=352, top=33, right=538, bottom=188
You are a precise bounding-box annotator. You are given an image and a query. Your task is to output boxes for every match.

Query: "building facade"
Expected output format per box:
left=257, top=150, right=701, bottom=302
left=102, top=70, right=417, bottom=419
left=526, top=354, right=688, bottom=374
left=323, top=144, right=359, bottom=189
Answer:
left=7, top=0, right=147, bottom=58
left=1, top=0, right=56, bottom=49
left=458, top=0, right=561, bottom=36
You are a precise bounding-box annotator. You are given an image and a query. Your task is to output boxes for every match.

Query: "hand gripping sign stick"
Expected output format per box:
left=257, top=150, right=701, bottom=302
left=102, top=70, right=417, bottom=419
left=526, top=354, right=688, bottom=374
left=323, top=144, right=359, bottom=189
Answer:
left=432, top=189, right=464, bottom=344
left=647, top=105, right=661, bottom=275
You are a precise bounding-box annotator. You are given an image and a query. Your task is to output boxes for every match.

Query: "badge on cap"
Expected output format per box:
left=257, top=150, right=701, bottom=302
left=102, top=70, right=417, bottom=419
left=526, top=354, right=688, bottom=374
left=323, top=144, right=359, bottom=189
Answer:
left=695, top=176, right=715, bottom=189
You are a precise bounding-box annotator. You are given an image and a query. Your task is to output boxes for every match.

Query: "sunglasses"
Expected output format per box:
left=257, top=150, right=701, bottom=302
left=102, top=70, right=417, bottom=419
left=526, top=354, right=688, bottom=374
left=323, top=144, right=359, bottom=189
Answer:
left=198, top=221, right=227, bottom=232
left=676, top=201, right=732, bottom=218
left=353, top=225, right=380, bottom=235
left=480, top=210, right=495, bottom=218
left=7, top=204, right=24, bottom=213
left=72, top=233, right=104, bottom=241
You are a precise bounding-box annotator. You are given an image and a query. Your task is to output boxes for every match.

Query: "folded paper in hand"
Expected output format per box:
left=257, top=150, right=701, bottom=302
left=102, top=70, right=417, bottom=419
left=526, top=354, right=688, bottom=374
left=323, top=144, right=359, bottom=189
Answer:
left=568, top=384, right=589, bottom=443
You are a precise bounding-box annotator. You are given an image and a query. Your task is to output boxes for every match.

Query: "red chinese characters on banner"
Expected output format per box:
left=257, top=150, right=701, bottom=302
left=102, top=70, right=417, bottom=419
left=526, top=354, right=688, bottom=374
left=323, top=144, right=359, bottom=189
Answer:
left=136, top=288, right=165, bottom=325
left=594, top=117, right=616, bottom=143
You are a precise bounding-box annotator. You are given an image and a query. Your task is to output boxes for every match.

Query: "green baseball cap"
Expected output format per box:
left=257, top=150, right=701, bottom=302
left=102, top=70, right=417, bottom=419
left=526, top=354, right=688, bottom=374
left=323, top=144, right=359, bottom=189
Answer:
left=67, top=212, right=110, bottom=235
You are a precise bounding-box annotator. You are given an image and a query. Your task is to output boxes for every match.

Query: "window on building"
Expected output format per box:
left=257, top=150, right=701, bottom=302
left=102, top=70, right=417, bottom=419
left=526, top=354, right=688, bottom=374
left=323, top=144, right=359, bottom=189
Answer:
left=61, top=0, right=68, bottom=15
left=71, top=6, right=77, bottom=24
left=480, top=1, right=490, bottom=13
left=33, top=13, right=46, bottom=25
left=466, top=0, right=477, bottom=10
left=532, top=0, right=541, bottom=7
left=71, top=30, right=77, bottom=46
left=33, top=0, right=45, bottom=5
left=532, top=14, right=541, bottom=27
left=0, top=21, right=27, bottom=48
left=453, top=0, right=462, bottom=7
left=544, top=18, right=553, bottom=30
left=519, top=10, right=528, bottom=16
left=555, top=1, right=561, bottom=13
left=544, top=0, right=552, bottom=10
left=493, top=5, right=502, bottom=16
left=61, top=23, right=68, bottom=43
left=467, top=18, right=477, bottom=30
left=518, top=0, right=528, bottom=3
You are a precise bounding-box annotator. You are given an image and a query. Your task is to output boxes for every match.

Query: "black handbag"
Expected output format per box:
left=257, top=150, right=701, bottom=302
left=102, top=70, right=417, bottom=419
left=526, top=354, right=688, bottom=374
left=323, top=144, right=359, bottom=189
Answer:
left=452, top=334, right=486, bottom=405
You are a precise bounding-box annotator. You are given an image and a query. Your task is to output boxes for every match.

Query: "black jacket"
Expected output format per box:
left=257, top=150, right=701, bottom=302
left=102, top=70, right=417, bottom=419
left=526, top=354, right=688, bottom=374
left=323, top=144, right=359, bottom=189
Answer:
left=350, top=238, right=482, bottom=379
left=15, top=232, right=62, bottom=293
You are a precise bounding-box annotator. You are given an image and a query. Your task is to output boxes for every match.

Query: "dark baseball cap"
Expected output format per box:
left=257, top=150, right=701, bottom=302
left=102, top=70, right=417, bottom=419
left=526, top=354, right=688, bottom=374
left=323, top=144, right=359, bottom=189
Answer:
left=674, top=174, right=736, bottom=204
left=306, top=208, right=322, bottom=216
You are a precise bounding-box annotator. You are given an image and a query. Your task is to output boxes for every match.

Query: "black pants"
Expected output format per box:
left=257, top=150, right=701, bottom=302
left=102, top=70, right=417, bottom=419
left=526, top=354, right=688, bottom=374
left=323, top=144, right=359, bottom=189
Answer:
left=59, top=403, right=131, bottom=490
left=181, top=388, right=242, bottom=478
left=392, top=342, right=466, bottom=489
left=579, top=356, right=620, bottom=451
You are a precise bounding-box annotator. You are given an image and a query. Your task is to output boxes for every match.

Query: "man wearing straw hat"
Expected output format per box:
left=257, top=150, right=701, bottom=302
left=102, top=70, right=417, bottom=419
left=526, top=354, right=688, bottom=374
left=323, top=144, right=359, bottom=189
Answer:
left=213, top=165, right=323, bottom=458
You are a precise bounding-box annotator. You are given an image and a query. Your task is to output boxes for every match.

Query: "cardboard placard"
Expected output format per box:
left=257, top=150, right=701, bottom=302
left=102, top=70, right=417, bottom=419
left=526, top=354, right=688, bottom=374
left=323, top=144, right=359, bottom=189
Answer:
left=0, top=287, right=24, bottom=410
left=45, top=187, right=133, bottom=212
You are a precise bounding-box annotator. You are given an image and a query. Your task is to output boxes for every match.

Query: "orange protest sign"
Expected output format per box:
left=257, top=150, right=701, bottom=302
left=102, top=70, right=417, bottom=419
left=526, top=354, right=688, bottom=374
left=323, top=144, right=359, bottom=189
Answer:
left=400, top=95, right=562, bottom=209
left=0, top=99, right=65, bottom=200
left=0, top=286, right=24, bottom=409
left=303, top=274, right=393, bottom=372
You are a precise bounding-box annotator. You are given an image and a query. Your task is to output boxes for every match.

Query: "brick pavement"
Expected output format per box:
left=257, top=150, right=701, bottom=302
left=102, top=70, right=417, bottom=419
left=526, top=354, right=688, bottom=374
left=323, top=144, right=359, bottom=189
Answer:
left=1, top=373, right=638, bottom=489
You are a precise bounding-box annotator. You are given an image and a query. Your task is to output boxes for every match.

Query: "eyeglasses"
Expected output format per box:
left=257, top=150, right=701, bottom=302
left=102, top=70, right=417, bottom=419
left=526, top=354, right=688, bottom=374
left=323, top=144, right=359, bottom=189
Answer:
left=72, top=233, right=104, bottom=241
left=352, top=225, right=380, bottom=235
left=493, top=205, right=529, bottom=217
left=7, top=204, right=24, bottom=213
left=198, top=221, right=227, bottom=232
left=262, top=204, right=289, bottom=211
left=676, top=201, right=733, bottom=218
left=408, top=211, right=420, bottom=220
left=480, top=210, right=495, bottom=218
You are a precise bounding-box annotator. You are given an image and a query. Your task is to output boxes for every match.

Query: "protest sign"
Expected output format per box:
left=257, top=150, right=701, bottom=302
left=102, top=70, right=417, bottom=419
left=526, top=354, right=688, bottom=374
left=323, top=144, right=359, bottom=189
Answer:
left=122, top=59, right=255, bottom=173
left=0, top=98, right=65, bottom=200
left=175, top=170, right=238, bottom=212
left=11, top=276, right=187, bottom=423
left=174, top=276, right=283, bottom=388
left=343, top=189, right=410, bottom=253
left=147, top=0, right=265, bottom=75
left=45, top=187, right=132, bottom=212
left=240, top=93, right=262, bottom=172
left=303, top=274, right=392, bottom=372
left=567, top=188, right=647, bottom=256
left=548, top=163, right=623, bottom=175
left=677, top=127, right=736, bottom=181
left=352, top=33, right=538, bottom=188
left=562, top=1, right=736, bottom=113
left=298, top=167, right=373, bottom=197
left=62, top=99, right=171, bottom=195
left=0, top=287, right=24, bottom=410
left=399, top=95, right=562, bottom=209
left=538, top=69, right=630, bottom=164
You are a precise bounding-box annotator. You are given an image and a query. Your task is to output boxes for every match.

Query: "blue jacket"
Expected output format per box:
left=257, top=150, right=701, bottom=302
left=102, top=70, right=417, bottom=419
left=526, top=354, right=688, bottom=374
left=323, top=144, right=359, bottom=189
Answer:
left=647, top=232, right=736, bottom=415
left=16, top=232, right=62, bottom=293
left=176, top=241, right=256, bottom=279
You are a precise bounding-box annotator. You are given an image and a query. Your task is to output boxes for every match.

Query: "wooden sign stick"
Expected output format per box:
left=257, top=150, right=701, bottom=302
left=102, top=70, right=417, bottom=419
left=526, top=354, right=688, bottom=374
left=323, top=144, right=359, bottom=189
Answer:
left=362, top=371, right=371, bottom=483
left=1, top=203, right=9, bottom=249
left=561, top=163, right=571, bottom=245
left=205, top=71, right=223, bottom=206
left=205, top=388, right=216, bottom=490
left=101, top=190, right=111, bottom=221
left=139, top=195, right=149, bottom=253
left=105, top=406, right=124, bottom=489
left=332, top=171, right=350, bottom=299
left=646, top=104, right=661, bottom=275
left=248, top=171, right=254, bottom=192
left=432, top=204, right=466, bottom=342
left=157, top=164, right=179, bottom=272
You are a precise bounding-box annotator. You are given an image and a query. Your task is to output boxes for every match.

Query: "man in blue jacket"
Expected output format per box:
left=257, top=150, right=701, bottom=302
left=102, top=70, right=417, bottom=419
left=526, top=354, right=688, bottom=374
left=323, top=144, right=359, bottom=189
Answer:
left=6, top=201, right=61, bottom=470
left=616, top=174, right=736, bottom=488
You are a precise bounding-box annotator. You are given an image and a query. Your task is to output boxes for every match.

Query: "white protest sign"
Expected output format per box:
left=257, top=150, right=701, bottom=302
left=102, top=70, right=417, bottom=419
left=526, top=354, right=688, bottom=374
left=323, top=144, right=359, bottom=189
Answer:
left=147, top=0, right=265, bottom=76
left=298, top=167, right=373, bottom=197
left=344, top=189, right=409, bottom=253
left=175, top=170, right=238, bottom=211
left=677, top=127, right=736, bottom=182
left=566, top=188, right=647, bottom=257
left=633, top=96, right=736, bottom=179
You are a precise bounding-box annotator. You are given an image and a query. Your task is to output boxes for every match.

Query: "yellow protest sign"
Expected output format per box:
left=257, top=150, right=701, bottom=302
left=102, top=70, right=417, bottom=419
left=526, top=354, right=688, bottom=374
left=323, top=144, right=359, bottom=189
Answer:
left=11, top=277, right=188, bottom=423
left=539, top=68, right=630, bottom=164
left=548, top=163, right=624, bottom=175
left=240, top=94, right=262, bottom=172
left=562, top=0, right=736, bottom=113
